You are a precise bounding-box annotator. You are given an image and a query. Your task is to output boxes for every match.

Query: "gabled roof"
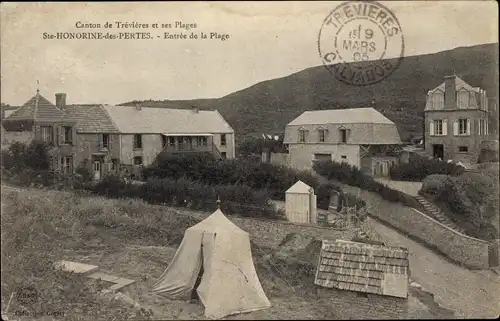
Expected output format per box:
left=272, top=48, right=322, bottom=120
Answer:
left=188, top=209, right=246, bottom=234
left=286, top=180, right=312, bottom=194
left=6, top=92, right=66, bottom=122
left=64, top=105, right=119, bottom=133
left=102, top=105, right=234, bottom=134
left=314, top=240, right=409, bottom=298
left=287, top=108, right=394, bottom=126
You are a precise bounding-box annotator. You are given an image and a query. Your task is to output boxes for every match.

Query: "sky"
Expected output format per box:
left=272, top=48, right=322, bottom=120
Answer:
left=1, top=1, right=498, bottom=106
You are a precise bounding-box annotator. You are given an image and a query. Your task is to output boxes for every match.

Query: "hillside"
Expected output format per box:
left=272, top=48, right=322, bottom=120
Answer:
left=121, top=43, right=497, bottom=142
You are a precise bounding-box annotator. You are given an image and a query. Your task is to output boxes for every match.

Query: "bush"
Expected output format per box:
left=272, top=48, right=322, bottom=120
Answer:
left=313, top=160, right=422, bottom=210
left=1, top=140, right=51, bottom=171
left=390, top=154, right=464, bottom=181
left=423, top=169, right=500, bottom=240
left=144, top=153, right=323, bottom=201
left=88, top=175, right=284, bottom=219
left=421, top=174, right=451, bottom=195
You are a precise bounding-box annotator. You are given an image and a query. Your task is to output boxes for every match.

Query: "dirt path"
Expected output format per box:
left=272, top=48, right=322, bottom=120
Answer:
left=370, top=217, right=500, bottom=318
left=373, top=177, right=422, bottom=197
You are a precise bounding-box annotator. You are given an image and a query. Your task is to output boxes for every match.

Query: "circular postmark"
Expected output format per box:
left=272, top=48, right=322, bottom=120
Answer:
left=318, top=1, right=404, bottom=86
left=15, top=286, right=38, bottom=305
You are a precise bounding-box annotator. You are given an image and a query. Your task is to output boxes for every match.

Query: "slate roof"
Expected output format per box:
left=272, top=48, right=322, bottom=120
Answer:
left=314, top=240, right=409, bottom=298
left=427, top=76, right=481, bottom=94
left=287, top=108, right=394, bottom=126
left=6, top=92, right=66, bottom=122
left=103, top=105, right=234, bottom=134
left=64, top=105, right=119, bottom=133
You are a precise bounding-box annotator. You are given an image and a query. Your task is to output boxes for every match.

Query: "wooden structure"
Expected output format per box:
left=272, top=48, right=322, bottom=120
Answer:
left=285, top=181, right=317, bottom=224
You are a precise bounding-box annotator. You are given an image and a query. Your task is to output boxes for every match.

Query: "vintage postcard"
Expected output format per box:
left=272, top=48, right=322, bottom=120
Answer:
left=1, top=1, right=499, bottom=320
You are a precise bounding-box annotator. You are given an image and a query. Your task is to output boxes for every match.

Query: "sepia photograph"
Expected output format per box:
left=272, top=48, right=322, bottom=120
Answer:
left=1, top=1, right=499, bottom=320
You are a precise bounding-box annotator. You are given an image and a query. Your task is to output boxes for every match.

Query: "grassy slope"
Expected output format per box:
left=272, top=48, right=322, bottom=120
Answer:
left=1, top=185, right=452, bottom=320
left=119, top=43, right=499, bottom=142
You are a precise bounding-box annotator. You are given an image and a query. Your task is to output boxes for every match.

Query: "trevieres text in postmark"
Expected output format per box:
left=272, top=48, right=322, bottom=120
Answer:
left=318, top=1, right=404, bottom=86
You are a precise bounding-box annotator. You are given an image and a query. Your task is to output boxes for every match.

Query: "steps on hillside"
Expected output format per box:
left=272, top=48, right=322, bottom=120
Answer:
left=415, top=196, right=466, bottom=234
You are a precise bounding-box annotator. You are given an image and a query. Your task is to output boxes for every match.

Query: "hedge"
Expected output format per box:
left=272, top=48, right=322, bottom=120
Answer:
left=313, top=160, right=423, bottom=210
left=144, top=154, right=366, bottom=211
left=389, top=154, right=465, bottom=181
left=143, top=154, right=321, bottom=201
left=89, top=175, right=284, bottom=219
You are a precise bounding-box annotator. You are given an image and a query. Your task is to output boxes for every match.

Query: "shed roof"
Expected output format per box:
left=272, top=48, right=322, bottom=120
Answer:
left=103, top=105, right=234, bottom=134
left=287, top=108, right=394, bottom=126
left=286, top=180, right=312, bottom=194
left=314, top=240, right=409, bottom=298
left=6, top=92, right=66, bottom=122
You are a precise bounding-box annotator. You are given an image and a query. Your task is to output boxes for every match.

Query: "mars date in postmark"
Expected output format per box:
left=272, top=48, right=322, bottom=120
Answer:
left=318, top=1, right=404, bottom=86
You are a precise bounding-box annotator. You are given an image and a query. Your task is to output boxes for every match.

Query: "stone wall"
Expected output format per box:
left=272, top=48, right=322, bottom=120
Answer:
left=338, top=183, right=493, bottom=269
left=180, top=208, right=355, bottom=249
left=269, top=152, right=290, bottom=167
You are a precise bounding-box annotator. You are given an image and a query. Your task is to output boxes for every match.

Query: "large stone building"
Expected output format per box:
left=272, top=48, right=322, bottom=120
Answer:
left=424, top=75, right=491, bottom=165
left=284, top=107, right=403, bottom=176
left=2, top=91, right=235, bottom=180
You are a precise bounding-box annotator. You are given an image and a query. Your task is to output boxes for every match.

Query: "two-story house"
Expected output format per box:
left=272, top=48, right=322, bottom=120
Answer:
left=1, top=91, right=78, bottom=173
left=424, top=75, right=490, bottom=165
left=284, top=107, right=403, bottom=176
left=2, top=91, right=235, bottom=180
left=100, top=104, right=235, bottom=179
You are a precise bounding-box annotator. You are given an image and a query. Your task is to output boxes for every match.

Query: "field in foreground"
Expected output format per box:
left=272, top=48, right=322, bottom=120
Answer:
left=1, top=184, right=453, bottom=320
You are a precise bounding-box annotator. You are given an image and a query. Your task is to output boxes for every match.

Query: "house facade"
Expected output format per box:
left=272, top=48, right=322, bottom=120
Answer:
left=1, top=91, right=79, bottom=173
left=2, top=92, right=235, bottom=180
left=284, top=107, right=403, bottom=176
left=424, top=75, right=491, bottom=165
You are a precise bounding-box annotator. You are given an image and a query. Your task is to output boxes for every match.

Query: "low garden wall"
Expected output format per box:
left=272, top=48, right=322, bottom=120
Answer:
left=339, top=183, right=494, bottom=269
left=178, top=208, right=356, bottom=249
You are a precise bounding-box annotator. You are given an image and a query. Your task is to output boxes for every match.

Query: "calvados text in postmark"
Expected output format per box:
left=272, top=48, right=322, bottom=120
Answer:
left=318, top=1, right=404, bottom=86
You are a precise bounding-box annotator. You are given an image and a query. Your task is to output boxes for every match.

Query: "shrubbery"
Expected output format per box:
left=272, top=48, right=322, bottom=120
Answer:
left=144, top=154, right=320, bottom=200
left=313, top=160, right=423, bottom=210
left=89, top=175, right=284, bottom=219
left=421, top=170, right=499, bottom=240
left=1, top=140, right=51, bottom=170
left=389, top=154, right=465, bottom=181
left=143, top=153, right=360, bottom=210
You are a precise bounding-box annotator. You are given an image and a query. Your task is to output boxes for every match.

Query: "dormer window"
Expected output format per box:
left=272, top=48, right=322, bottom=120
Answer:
left=432, top=90, right=444, bottom=109
left=339, top=128, right=348, bottom=143
left=457, top=89, right=469, bottom=109
left=317, top=127, right=327, bottom=142
left=298, top=128, right=307, bottom=143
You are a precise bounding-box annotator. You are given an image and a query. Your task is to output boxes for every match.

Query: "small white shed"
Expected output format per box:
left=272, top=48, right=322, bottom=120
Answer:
left=285, top=180, right=317, bottom=224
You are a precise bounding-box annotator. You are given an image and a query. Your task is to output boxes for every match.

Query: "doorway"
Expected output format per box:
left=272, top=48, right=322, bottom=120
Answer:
left=92, top=160, right=101, bottom=180
left=432, top=144, right=444, bottom=159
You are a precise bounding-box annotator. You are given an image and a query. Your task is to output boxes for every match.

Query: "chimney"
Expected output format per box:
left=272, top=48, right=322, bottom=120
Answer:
left=55, top=93, right=67, bottom=110
left=444, top=75, right=456, bottom=109
left=135, top=104, right=142, bottom=111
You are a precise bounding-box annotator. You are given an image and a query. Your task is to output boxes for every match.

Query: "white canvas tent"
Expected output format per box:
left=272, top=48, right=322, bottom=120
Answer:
left=151, top=209, right=271, bottom=319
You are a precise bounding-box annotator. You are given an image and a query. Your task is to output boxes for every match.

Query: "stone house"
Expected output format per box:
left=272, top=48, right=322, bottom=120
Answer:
left=283, top=107, right=403, bottom=177
left=424, top=75, right=491, bottom=165
left=2, top=92, right=235, bottom=180
left=1, top=91, right=78, bottom=173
